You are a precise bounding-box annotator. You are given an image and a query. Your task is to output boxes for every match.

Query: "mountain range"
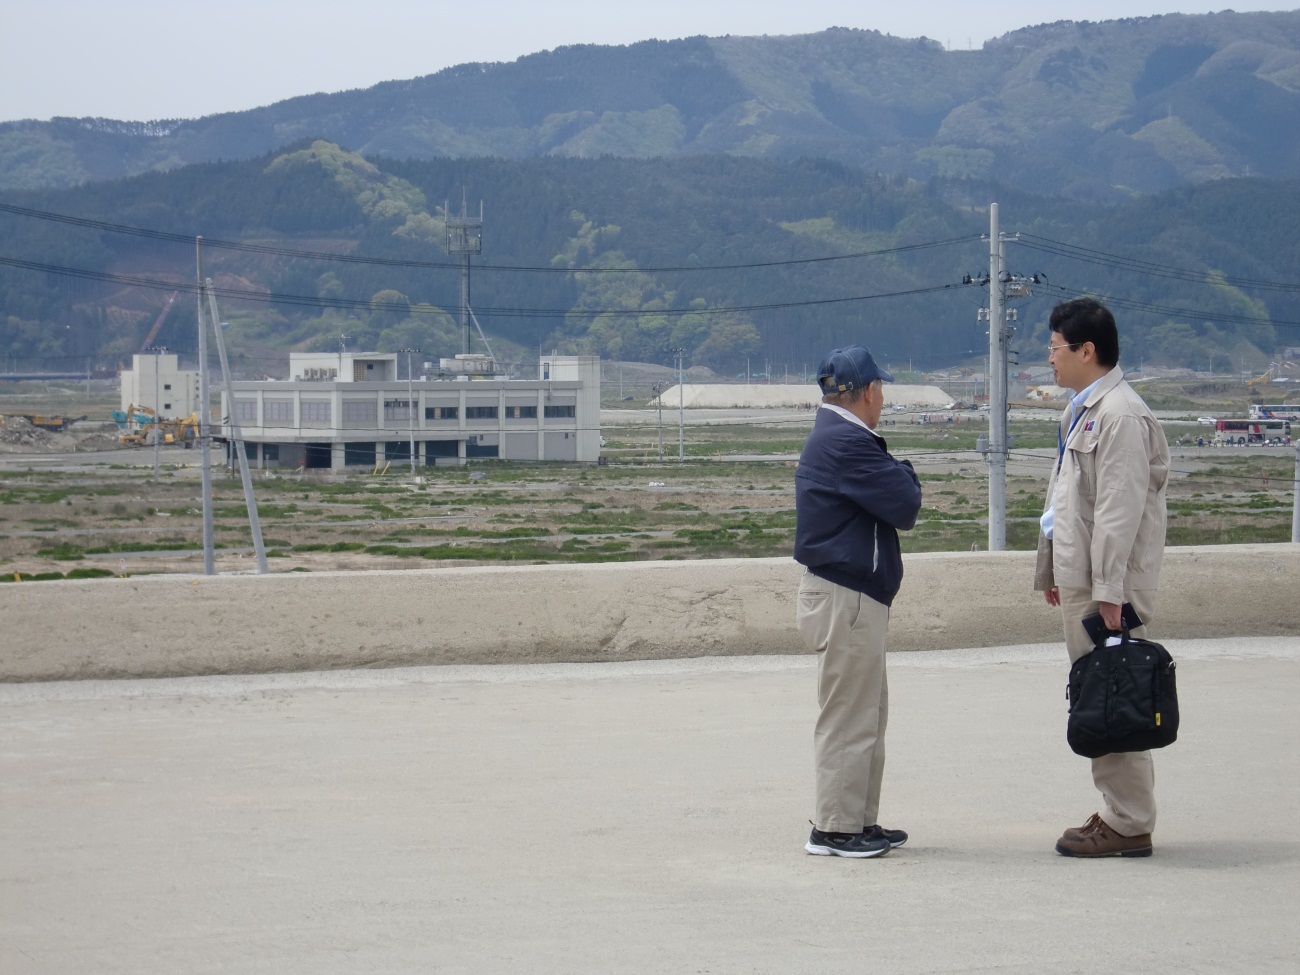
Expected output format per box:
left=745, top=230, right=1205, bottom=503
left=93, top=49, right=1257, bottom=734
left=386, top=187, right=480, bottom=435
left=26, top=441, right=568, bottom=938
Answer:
left=3, top=10, right=1298, bottom=200
left=0, top=11, right=1297, bottom=378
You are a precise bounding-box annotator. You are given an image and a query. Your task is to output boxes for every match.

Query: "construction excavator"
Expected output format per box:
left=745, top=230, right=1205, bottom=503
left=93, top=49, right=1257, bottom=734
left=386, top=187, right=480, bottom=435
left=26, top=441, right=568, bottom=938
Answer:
left=162, top=413, right=198, bottom=447
left=115, top=404, right=157, bottom=445
left=117, top=409, right=198, bottom=448
left=139, top=292, right=179, bottom=353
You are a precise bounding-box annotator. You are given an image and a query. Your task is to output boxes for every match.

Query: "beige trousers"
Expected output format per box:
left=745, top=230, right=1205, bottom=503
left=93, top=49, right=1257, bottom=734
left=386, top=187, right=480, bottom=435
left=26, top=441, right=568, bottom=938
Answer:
left=796, top=571, right=891, bottom=834
left=1058, top=586, right=1159, bottom=836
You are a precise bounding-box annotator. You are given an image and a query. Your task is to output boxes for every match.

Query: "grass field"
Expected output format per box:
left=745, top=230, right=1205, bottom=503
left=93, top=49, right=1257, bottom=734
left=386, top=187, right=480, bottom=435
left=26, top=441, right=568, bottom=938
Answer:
left=1, top=379, right=1295, bottom=580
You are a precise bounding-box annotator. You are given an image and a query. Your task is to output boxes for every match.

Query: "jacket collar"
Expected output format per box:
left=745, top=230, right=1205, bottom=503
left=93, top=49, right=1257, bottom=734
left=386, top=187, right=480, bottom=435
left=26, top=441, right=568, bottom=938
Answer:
left=1082, top=366, right=1125, bottom=408
left=820, top=402, right=879, bottom=436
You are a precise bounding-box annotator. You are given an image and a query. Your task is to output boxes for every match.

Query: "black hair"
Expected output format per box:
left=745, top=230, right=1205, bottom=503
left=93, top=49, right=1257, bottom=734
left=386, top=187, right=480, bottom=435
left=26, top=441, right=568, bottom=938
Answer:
left=1049, top=298, right=1119, bottom=368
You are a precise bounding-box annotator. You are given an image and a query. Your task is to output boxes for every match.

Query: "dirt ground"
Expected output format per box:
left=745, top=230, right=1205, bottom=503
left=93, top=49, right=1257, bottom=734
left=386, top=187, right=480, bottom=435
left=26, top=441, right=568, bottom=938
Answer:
left=2, top=403, right=1295, bottom=582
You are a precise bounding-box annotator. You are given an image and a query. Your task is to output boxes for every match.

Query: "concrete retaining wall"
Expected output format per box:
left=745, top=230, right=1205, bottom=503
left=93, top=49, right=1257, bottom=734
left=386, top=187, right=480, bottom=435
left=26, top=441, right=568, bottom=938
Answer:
left=1, top=544, right=1296, bottom=682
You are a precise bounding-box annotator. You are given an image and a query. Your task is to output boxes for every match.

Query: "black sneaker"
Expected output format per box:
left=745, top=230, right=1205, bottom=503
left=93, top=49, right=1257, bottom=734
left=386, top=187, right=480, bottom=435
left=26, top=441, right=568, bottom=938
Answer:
left=863, top=824, right=908, bottom=848
left=806, top=827, right=891, bottom=858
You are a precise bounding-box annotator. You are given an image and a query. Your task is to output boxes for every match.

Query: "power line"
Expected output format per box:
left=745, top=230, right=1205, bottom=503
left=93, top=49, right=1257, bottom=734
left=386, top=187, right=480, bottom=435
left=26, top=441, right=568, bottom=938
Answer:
left=0, top=254, right=961, bottom=319
left=1017, top=234, right=1300, bottom=293
left=0, top=202, right=980, bottom=274
left=1030, top=279, right=1300, bottom=329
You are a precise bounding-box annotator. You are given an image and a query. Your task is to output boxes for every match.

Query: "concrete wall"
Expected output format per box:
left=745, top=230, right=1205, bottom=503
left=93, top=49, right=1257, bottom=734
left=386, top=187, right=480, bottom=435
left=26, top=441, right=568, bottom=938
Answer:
left=1, top=544, right=1295, bottom=682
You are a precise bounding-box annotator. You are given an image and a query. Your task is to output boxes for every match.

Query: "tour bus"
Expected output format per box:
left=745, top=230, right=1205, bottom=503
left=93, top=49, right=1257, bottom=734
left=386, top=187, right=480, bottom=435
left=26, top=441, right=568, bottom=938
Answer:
left=1214, top=418, right=1292, bottom=445
left=1248, top=403, right=1300, bottom=421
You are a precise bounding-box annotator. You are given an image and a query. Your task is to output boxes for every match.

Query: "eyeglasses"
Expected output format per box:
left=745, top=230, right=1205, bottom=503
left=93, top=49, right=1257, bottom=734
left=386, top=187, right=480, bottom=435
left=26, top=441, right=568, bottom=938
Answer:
left=1047, top=341, right=1085, bottom=359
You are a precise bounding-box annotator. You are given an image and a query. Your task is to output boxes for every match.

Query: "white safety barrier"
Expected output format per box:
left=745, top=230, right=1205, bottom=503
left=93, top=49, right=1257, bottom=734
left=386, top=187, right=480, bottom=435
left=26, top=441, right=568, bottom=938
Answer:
left=1, top=544, right=1295, bottom=681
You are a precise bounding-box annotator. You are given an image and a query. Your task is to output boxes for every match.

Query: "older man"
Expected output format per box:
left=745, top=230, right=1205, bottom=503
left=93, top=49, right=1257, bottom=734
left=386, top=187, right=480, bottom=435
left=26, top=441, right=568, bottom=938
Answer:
left=794, top=344, right=922, bottom=858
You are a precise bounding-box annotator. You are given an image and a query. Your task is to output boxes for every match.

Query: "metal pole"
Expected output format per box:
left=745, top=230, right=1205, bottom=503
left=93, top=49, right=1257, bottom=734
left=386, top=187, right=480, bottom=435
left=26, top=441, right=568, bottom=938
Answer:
left=196, top=239, right=215, bottom=575
left=676, top=349, right=685, bottom=461
left=652, top=383, right=664, bottom=461
left=1292, top=442, right=1299, bottom=544
left=987, top=203, right=1007, bottom=552
left=403, top=348, right=419, bottom=476
left=205, top=282, right=268, bottom=574
left=148, top=345, right=166, bottom=481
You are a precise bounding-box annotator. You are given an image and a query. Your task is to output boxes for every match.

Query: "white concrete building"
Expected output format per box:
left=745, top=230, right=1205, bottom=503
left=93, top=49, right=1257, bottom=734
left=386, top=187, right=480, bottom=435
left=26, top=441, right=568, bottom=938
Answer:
left=119, top=353, right=201, bottom=418
left=650, top=383, right=955, bottom=409
left=218, top=353, right=601, bottom=469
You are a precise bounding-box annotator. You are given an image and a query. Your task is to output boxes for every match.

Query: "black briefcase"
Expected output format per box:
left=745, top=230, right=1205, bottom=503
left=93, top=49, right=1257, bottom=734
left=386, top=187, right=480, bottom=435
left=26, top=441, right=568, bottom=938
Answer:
left=1066, top=616, right=1179, bottom=759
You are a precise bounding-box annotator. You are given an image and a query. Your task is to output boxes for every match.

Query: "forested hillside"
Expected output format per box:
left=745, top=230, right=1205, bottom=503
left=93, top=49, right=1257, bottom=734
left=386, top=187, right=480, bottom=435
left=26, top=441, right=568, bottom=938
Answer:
left=1, top=11, right=1297, bottom=199
left=1, top=142, right=1295, bottom=378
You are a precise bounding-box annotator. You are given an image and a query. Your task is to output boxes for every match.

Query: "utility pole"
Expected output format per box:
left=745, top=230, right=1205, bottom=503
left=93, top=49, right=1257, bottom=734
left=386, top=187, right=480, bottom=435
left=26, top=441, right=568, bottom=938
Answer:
left=651, top=383, right=665, bottom=461
left=147, top=345, right=167, bottom=481
left=196, top=238, right=214, bottom=575
left=987, top=203, right=1007, bottom=551
left=974, top=204, right=1038, bottom=551
left=402, top=348, right=420, bottom=476
left=673, top=348, right=686, bottom=461
left=1292, top=440, right=1299, bottom=544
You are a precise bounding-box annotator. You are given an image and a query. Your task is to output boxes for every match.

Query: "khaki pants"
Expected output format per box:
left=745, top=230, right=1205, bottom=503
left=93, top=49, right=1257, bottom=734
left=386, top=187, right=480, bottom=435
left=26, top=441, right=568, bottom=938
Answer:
left=796, top=571, right=891, bottom=834
left=1058, top=586, right=1159, bottom=836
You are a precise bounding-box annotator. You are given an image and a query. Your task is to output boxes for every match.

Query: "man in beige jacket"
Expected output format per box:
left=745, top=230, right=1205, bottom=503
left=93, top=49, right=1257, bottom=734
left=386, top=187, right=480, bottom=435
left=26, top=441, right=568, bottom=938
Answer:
left=1034, top=298, right=1170, bottom=858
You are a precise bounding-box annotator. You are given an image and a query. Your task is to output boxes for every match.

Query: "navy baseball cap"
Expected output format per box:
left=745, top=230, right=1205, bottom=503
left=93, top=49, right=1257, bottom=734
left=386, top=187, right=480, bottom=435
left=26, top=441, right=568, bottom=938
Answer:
left=816, top=344, right=893, bottom=393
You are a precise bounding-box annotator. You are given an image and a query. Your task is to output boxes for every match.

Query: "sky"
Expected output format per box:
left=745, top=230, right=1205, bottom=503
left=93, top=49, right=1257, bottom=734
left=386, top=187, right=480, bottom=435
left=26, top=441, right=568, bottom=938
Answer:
left=1, top=1, right=1296, bottom=123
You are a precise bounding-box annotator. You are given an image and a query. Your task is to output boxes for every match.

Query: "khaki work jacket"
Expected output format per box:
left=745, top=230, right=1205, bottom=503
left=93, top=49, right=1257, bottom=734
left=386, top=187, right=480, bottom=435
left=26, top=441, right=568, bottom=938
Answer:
left=1034, top=367, right=1169, bottom=603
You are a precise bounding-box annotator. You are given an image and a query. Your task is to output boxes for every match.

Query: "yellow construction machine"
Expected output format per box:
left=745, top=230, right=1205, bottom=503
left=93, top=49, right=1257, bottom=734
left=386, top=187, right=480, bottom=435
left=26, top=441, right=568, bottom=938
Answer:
left=0, top=412, right=86, bottom=432
left=116, top=405, right=157, bottom=445
left=162, top=413, right=199, bottom=447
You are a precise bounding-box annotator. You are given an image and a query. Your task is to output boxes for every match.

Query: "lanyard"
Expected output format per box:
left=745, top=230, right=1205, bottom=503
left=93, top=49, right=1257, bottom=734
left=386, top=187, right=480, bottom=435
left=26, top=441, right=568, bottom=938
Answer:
left=1057, top=405, right=1088, bottom=473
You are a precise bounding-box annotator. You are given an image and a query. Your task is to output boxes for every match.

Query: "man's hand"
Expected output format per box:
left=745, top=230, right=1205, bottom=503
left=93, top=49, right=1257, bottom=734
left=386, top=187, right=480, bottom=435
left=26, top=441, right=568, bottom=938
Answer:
left=1098, top=600, right=1123, bottom=630
left=1043, top=587, right=1060, bottom=607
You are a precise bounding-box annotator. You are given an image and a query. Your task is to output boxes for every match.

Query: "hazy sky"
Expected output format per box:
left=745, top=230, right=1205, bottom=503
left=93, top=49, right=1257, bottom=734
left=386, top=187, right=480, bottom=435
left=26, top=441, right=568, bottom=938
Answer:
left=2, top=1, right=1295, bottom=123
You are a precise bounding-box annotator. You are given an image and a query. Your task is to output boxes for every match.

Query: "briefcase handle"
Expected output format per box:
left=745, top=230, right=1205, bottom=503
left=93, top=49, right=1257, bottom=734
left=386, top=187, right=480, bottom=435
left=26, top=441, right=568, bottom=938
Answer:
left=1081, top=603, right=1144, bottom=649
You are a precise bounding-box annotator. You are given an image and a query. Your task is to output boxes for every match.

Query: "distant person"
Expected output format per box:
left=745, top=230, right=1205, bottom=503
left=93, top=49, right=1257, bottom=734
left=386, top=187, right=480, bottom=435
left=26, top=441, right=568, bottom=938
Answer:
left=1035, top=298, right=1170, bottom=858
left=794, top=344, right=923, bottom=858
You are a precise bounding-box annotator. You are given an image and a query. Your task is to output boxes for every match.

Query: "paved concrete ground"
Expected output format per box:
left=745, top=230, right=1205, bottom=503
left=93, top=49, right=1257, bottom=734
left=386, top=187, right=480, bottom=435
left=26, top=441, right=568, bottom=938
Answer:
left=2, top=637, right=1297, bottom=975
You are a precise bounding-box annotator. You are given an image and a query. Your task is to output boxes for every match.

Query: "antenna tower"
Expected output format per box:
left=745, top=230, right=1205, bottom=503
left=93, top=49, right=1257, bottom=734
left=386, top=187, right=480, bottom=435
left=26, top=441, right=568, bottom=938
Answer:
left=445, top=193, right=483, bottom=355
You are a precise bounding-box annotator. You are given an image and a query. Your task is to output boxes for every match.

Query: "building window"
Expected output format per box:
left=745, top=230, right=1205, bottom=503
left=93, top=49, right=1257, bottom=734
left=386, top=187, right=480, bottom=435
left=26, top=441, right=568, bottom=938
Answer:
left=163, top=383, right=172, bottom=391
left=233, top=399, right=258, bottom=422
left=544, top=404, right=576, bottom=418
left=466, top=406, right=498, bottom=420
left=342, top=399, right=377, bottom=423
left=162, top=403, right=172, bottom=412
left=384, top=399, right=415, bottom=421
left=301, top=401, right=332, bottom=425
left=344, top=442, right=377, bottom=467
left=264, top=400, right=294, bottom=423
left=506, top=405, right=538, bottom=419
left=425, top=405, right=458, bottom=420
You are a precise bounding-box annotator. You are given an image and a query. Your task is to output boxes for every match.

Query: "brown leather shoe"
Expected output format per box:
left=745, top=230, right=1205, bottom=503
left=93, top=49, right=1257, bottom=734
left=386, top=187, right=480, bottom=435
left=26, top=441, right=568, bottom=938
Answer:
left=1060, top=812, right=1104, bottom=843
left=1055, top=814, right=1152, bottom=858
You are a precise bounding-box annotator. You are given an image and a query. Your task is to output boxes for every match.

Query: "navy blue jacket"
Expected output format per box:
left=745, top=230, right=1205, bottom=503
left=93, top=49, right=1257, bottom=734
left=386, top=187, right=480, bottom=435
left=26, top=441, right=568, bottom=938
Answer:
left=794, top=408, right=923, bottom=606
